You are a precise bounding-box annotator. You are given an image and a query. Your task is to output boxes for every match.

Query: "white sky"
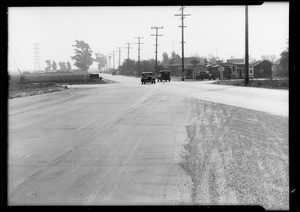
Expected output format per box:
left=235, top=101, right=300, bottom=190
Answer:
left=8, top=3, right=289, bottom=73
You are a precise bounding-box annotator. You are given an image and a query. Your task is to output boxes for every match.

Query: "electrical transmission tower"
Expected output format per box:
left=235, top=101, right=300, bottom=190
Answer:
left=33, top=43, right=42, bottom=72
left=135, top=37, right=144, bottom=75
left=175, top=6, right=191, bottom=80
left=151, top=26, right=163, bottom=73
left=117, top=47, right=123, bottom=68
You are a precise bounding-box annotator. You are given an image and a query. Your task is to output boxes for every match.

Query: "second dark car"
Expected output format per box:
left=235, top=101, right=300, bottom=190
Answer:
left=196, top=71, right=216, bottom=80
left=157, top=70, right=171, bottom=82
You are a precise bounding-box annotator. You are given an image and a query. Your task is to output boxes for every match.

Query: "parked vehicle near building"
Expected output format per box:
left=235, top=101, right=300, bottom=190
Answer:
left=141, top=72, right=156, bottom=84
left=157, top=70, right=171, bottom=82
left=196, top=71, right=216, bottom=80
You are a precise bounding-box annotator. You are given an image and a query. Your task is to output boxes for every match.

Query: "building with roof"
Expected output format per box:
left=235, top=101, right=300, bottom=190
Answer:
left=206, top=59, right=254, bottom=79
left=272, top=56, right=288, bottom=77
left=251, top=60, right=273, bottom=78
left=169, top=57, right=207, bottom=79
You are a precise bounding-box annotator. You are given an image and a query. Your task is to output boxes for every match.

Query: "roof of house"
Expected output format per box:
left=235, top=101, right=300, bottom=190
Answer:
left=250, top=60, right=273, bottom=66
left=169, top=57, right=201, bottom=66
left=273, top=58, right=281, bottom=65
left=220, top=62, right=236, bottom=66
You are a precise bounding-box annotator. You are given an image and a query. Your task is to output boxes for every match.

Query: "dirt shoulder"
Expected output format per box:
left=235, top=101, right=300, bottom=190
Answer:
left=180, top=98, right=289, bottom=209
left=8, top=78, right=114, bottom=99
left=9, top=82, right=69, bottom=99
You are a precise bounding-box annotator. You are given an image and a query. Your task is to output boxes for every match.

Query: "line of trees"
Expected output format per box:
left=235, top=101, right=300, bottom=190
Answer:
left=44, top=60, right=72, bottom=72
left=68, top=39, right=288, bottom=80
left=117, top=59, right=164, bottom=76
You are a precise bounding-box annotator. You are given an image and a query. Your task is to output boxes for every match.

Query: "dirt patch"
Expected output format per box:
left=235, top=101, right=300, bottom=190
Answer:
left=8, top=82, right=70, bottom=99
left=180, top=99, right=289, bottom=209
left=8, top=78, right=110, bottom=99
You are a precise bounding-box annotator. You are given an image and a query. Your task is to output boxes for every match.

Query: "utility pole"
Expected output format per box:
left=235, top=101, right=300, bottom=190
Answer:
left=117, top=47, right=123, bottom=69
left=111, top=51, right=116, bottom=69
left=151, top=26, right=163, bottom=73
left=135, top=37, right=144, bottom=75
left=105, top=55, right=108, bottom=71
left=125, top=43, right=133, bottom=61
left=125, top=42, right=133, bottom=74
left=108, top=53, right=112, bottom=70
left=244, top=5, right=249, bottom=85
left=175, top=6, right=191, bottom=81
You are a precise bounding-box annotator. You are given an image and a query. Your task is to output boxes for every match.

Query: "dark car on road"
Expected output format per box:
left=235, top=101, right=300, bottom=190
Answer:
left=157, top=70, right=171, bottom=82
left=196, top=71, right=216, bottom=80
left=111, top=69, right=117, bottom=76
left=141, top=72, right=156, bottom=84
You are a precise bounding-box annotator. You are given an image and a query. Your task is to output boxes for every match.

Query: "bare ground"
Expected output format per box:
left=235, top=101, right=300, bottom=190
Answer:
left=8, top=83, right=69, bottom=99
left=180, top=99, right=289, bottom=210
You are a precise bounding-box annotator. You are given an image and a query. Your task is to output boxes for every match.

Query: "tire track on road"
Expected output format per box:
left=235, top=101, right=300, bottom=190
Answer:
left=9, top=90, right=153, bottom=193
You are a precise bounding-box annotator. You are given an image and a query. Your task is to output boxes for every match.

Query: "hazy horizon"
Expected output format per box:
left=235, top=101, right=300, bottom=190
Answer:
left=8, top=3, right=289, bottom=74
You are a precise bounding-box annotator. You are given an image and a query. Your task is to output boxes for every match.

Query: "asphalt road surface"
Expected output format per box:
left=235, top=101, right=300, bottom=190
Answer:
left=8, top=74, right=289, bottom=209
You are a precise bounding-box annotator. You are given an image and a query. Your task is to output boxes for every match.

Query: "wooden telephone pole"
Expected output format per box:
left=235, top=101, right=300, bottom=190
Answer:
left=151, top=26, right=163, bottom=73
left=245, top=5, right=249, bottom=85
left=175, top=6, right=191, bottom=81
left=135, top=37, right=144, bottom=75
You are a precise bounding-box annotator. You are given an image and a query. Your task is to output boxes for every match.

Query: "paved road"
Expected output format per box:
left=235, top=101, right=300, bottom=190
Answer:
left=8, top=74, right=289, bottom=209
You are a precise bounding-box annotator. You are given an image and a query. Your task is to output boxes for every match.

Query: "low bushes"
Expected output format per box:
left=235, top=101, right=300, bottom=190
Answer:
left=214, top=78, right=288, bottom=89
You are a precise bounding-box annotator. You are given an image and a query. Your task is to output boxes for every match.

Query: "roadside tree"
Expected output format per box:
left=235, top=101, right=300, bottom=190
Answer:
left=52, top=61, right=57, bottom=71
left=71, top=40, right=94, bottom=83
left=94, top=53, right=107, bottom=71
left=162, top=52, right=169, bottom=62
left=67, top=61, right=72, bottom=71
left=261, top=54, right=278, bottom=62
left=119, top=59, right=136, bottom=76
left=140, top=59, right=160, bottom=75
left=58, top=62, right=67, bottom=71
left=45, top=60, right=51, bottom=71
left=207, top=54, right=223, bottom=65
left=190, top=54, right=208, bottom=65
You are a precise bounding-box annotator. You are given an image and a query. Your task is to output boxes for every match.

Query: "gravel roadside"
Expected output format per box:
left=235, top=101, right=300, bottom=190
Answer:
left=180, top=98, right=289, bottom=210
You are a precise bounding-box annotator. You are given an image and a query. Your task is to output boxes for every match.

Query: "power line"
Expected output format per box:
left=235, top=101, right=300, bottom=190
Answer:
left=151, top=26, right=163, bottom=72
left=117, top=47, right=123, bottom=68
left=175, top=6, right=191, bottom=81
left=108, top=53, right=112, bottom=69
left=125, top=43, right=133, bottom=61
left=111, top=51, right=116, bottom=69
left=245, top=5, right=249, bottom=85
left=135, top=37, right=144, bottom=74
left=125, top=42, right=133, bottom=73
